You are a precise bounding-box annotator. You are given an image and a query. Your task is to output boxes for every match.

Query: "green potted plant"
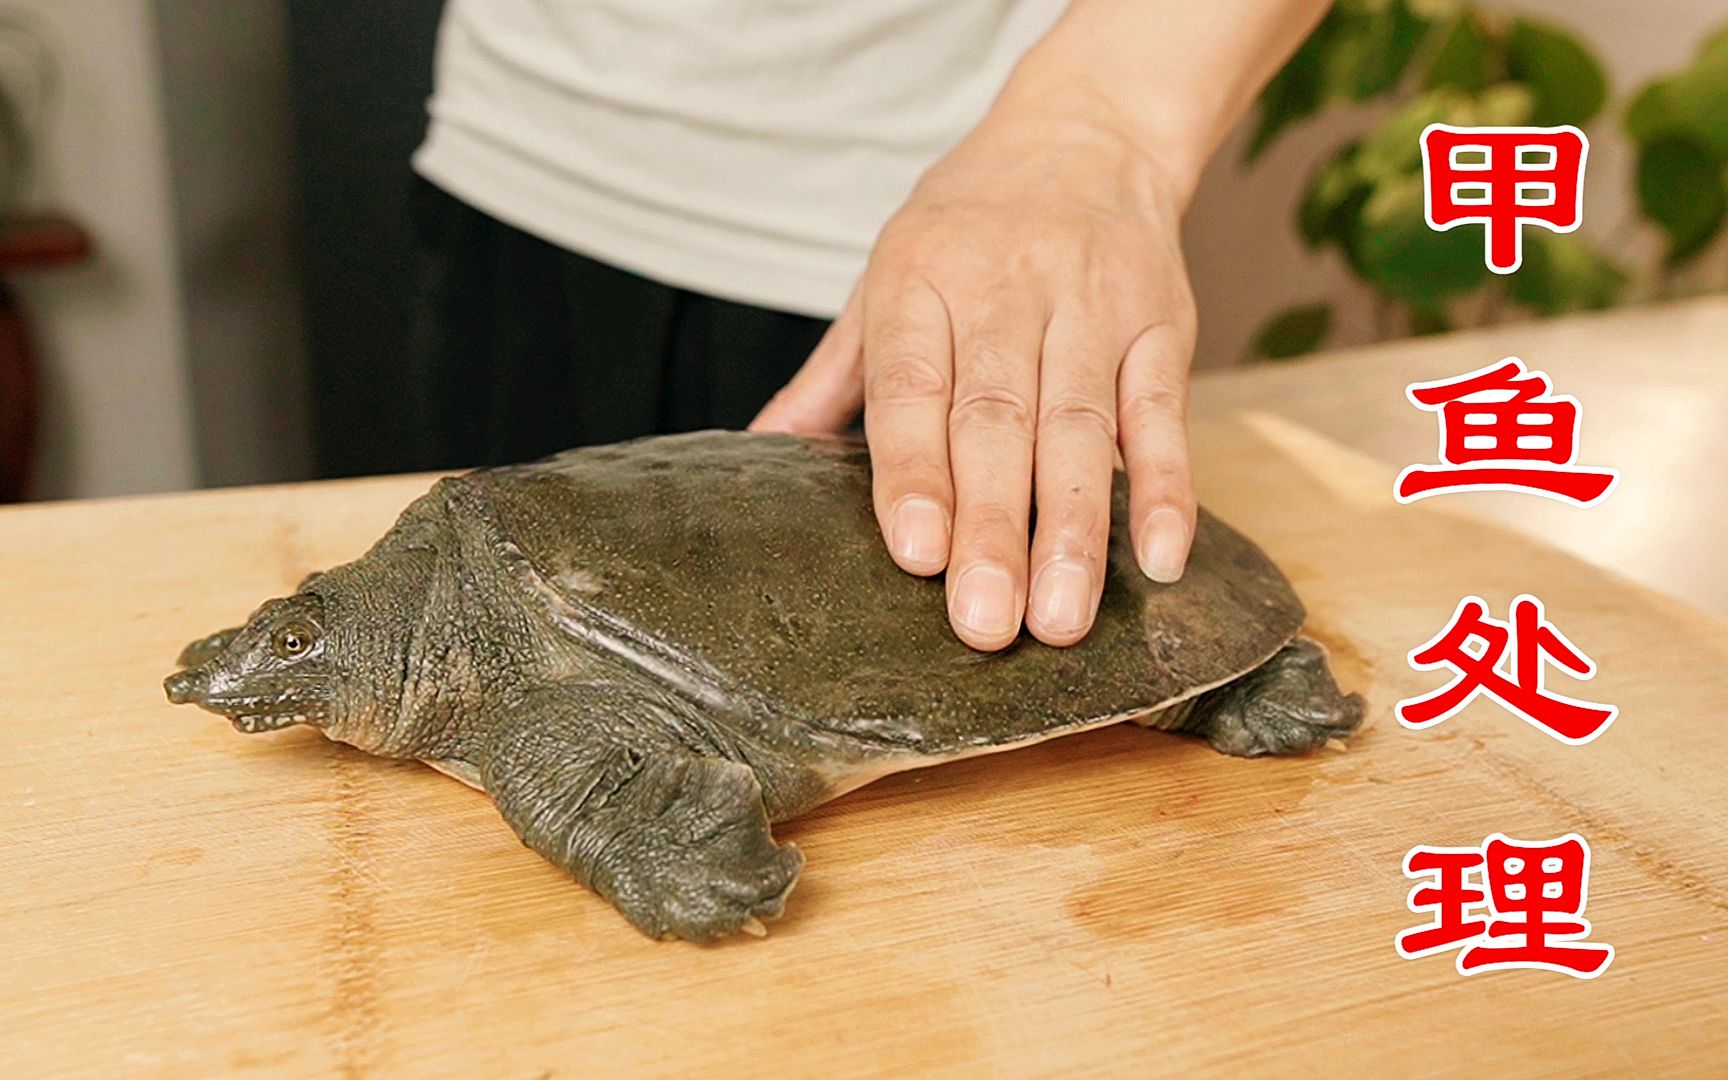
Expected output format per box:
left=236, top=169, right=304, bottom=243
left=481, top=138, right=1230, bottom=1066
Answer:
left=1243, top=1, right=1728, bottom=360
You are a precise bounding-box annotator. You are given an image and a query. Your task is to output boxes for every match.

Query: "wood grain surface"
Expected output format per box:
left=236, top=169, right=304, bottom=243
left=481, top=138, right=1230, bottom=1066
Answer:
left=2, top=412, right=1724, bottom=1078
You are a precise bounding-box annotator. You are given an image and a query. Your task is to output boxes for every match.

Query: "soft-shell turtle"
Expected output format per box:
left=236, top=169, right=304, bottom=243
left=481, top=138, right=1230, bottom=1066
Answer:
left=165, top=432, right=1361, bottom=941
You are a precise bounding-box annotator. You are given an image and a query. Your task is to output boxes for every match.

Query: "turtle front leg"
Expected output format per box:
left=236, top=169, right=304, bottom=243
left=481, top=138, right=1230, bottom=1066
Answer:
left=481, top=683, right=804, bottom=942
left=1160, top=638, right=1364, bottom=757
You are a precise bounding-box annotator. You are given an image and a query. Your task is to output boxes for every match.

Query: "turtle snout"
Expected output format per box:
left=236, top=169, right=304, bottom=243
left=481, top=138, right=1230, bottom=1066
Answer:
left=164, top=666, right=209, bottom=705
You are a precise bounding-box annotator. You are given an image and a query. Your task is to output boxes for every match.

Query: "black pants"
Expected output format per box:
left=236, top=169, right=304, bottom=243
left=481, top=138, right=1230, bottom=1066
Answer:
left=406, top=179, right=832, bottom=470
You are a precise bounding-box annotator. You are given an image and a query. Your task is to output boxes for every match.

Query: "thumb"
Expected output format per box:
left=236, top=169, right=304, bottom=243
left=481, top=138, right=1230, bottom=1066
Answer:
left=750, top=286, right=865, bottom=434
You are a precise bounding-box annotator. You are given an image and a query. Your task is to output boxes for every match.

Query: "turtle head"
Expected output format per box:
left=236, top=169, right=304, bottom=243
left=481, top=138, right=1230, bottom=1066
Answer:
left=164, top=593, right=335, bottom=734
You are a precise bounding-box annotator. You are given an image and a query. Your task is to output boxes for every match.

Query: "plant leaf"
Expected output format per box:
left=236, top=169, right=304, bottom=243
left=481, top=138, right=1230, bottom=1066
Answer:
left=1506, top=232, right=1628, bottom=315
left=1349, top=84, right=1531, bottom=183
left=1345, top=0, right=1433, bottom=101
left=1471, top=83, right=1537, bottom=127
left=1504, top=18, right=1609, bottom=127
left=1624, top=26, right=1728, bottom=165
left=1246, top=1, right=1442, bottom=162
left=1357, top=172, right=1491, bottom=303
left=1625, top=77, right=1683, bottom=146
left=1663, top=37, right=1728, bottom=161
left=1245, top=11, right=1337, bottom=162
left=1298, top=142, right=1371, bottom=248
left=1635, top=135, right=1728, bottom=265
left=1250, top=303, right=1334, bottom=361
left=1423, top=10, right=1500, bottom=94
left=1355, top=89, right=1465, bottom=180
left=1703, top=21, right=1728, bottom=61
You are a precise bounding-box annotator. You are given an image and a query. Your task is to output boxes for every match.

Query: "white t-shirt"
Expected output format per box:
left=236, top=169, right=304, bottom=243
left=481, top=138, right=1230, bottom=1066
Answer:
left=413, top=0, right=1066, bottom=318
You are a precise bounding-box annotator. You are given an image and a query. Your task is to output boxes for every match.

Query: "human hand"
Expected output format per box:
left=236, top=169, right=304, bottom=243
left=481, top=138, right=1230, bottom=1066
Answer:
left=752, top=96, right=1199, bottom=652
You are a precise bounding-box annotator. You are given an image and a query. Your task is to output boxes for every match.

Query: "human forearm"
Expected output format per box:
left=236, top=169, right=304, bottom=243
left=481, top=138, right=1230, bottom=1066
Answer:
left=996, top=0, right=1333, bottom=205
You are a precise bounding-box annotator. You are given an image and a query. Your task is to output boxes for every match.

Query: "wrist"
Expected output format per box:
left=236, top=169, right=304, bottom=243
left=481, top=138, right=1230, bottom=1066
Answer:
left=990, top=36, right=1217, bottom=212
left=985, top=67, right=1208, bottom=214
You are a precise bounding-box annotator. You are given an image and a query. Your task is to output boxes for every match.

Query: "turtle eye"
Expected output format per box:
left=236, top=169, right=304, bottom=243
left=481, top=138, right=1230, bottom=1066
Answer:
left=272, top=623, right=317, bottom=660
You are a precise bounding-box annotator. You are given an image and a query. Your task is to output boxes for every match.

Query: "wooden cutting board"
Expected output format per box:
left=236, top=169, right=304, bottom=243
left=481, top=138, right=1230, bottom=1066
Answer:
left=3, top=415, right=1724, bottom=1078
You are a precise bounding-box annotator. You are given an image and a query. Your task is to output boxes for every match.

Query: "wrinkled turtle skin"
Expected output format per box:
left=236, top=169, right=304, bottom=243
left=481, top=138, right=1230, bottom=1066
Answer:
left=165, top=431, right=1362, bottom=941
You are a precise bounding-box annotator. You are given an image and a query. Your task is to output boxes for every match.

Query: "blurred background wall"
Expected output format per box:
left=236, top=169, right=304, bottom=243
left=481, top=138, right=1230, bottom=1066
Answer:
left=4, top=0, right=1723, bottom=499
left=9, top=0, right=198, bottom=499
left=156, top=0, right=309, bottom=491
left=9, top=0, right=305, bottom=499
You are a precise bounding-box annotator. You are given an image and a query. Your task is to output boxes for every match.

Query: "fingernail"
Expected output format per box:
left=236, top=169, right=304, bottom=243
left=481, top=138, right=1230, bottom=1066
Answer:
left=950, top=564, right=1018, bottom=642
left=1030, top=558, right=1093, bottom=637
left=889, top=497, right=948, bottom=573
left=1138, top=508, right=1191, bottom=583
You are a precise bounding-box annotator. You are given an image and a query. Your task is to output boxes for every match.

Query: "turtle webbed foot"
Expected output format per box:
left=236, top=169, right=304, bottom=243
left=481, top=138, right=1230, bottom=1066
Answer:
left=1177, top=638, right=1364, bottom=757
left=596, top=756, right=805, bottom=942
left=482, top=682, right=805, bottom=942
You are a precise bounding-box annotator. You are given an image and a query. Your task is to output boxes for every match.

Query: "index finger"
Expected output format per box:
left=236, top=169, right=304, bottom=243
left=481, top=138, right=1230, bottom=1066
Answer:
left=862, top=275, right=955, bottom=577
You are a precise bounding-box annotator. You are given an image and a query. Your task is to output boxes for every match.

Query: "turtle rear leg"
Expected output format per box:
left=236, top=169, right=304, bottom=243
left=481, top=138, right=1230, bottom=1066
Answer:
left=1155, top=638, right=1364, bottom=757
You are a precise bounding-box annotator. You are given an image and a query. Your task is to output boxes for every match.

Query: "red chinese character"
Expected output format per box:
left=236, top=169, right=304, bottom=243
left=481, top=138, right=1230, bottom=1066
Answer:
left=1395, top=357, right=1617, bottom=505
left=1397, top=835, right=1614, bottom=979
left=1459, top=833, right=1614, bottom=978
left=1399, top=594, right=1617, bottom=744
left=1421, top=124, right=1588, bottom=273
left=1396, top=845, right=1488, bottom=959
